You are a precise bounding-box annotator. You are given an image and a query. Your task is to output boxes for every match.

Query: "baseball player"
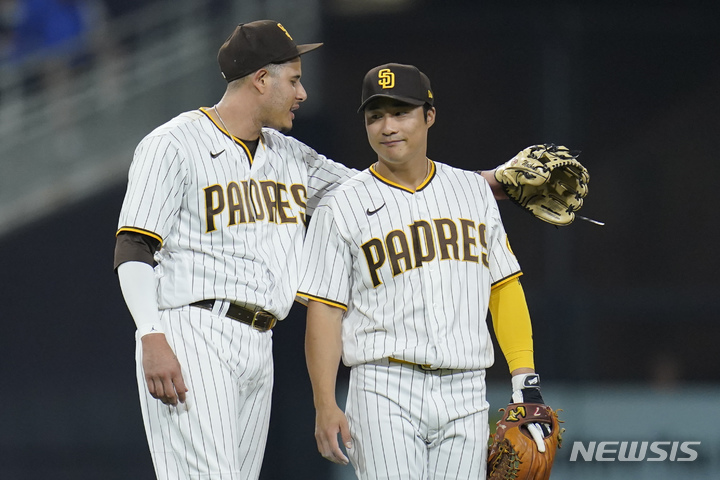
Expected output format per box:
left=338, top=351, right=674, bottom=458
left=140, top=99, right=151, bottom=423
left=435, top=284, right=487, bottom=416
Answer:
left=299, top=64, right=552, bottom=479
left=113, top=21, right=357, bottom=479
left=113, top=20, right=553, bottom=479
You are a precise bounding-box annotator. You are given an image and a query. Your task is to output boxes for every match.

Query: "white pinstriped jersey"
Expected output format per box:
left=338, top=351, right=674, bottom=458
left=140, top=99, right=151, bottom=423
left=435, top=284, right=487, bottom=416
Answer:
left=117, top=108, right=353, bottom=319
left=298, top=160, right=521, bottom=370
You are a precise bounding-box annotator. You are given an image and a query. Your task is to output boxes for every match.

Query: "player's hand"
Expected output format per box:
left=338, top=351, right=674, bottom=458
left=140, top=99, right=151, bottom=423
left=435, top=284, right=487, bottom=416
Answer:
left=141, top=333, right=189, bottom=407
left=510, top=372, right=552, bottom=453
left=314, top=404, right=352, bottom=465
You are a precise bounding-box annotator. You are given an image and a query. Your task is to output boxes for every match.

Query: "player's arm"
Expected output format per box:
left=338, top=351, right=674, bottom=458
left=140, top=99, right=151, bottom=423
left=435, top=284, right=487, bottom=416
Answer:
left=291, top=138, right=359, bottom=214
left=489, top=277, right=534, bottom=374
left=305, top=299, right=352, bottom=465
left=478, top=169, right=508, bottom=200
left=115, top=232, right=188, bottom=407
left=489, top=277, right=552, bottom=450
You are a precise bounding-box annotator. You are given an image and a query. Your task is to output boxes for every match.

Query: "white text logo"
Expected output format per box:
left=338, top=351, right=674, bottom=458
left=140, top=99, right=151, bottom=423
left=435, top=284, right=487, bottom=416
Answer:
left=569, top=441, right=700, bottom=462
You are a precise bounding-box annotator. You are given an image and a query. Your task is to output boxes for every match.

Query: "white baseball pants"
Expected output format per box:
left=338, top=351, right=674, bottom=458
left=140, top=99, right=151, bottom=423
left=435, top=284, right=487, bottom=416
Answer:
left=346, top=361, right=489, bottom=480
left=135, top=305, right=274, bottom=480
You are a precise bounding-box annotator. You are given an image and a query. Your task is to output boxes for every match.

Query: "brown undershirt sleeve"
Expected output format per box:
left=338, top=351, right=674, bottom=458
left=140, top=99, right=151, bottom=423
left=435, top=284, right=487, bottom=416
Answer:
left=113, top=231, right=161, bottom=271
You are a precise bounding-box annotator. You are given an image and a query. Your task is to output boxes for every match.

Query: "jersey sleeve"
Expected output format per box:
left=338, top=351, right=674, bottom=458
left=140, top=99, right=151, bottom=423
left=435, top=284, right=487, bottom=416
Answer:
left=116, top=133, right=187, bottom=243
left=297, top=199, right=353, bottom=310
left=481, top=179, right=522, bottom=287
left=295, top=141, right=357, bottom=216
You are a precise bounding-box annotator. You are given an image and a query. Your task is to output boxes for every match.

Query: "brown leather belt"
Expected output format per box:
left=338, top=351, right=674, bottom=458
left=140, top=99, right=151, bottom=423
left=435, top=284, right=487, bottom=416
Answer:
left=388, top=357, right=439, bottom=371
left=191, top=300, right=277, bottom=331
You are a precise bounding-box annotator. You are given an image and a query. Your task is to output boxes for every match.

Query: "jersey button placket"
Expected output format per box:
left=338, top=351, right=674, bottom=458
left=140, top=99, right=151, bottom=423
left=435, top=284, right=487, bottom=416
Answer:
left=412, top=193, right=439, bottom=365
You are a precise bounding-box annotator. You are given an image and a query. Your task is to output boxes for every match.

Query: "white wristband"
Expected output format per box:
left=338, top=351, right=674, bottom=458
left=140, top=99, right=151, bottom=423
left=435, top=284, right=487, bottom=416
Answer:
left=512, top=373, right=540, bottom=392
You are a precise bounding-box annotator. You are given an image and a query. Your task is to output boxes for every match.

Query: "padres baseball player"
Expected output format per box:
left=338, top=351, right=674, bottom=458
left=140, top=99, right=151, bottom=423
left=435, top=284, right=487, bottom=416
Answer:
left=299, top=64, right=551, bottom=479
left=114, top=21, right=357, bottom=479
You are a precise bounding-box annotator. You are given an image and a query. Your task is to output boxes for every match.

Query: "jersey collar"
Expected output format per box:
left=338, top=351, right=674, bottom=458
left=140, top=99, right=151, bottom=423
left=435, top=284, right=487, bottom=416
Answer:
left=369, top=159, right=435, bottom=193
left=200, top=107, right=262, bottom=164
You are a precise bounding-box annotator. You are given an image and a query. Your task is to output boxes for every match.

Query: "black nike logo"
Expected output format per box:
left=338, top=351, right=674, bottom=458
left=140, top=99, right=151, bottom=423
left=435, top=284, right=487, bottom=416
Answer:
left=366, top=204, right=386, bottom=216
left=210, top=149, right=225, bottom=159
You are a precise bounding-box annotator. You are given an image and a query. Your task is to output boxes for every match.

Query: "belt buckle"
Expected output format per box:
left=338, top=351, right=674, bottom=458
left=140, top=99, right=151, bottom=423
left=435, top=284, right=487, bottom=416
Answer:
left=251, top=310, right=276, bottom=330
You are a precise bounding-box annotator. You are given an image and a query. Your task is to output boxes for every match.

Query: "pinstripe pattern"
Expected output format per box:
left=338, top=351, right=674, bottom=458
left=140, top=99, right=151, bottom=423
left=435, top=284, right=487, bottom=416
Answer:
left=118, top=108, right=353, bottom=319
left=120, top=108, right=355, bottom=479
left=299, top=160, right=521, bottom=370
left=136, top=306, right=274, bottom=479
left=346, top=362, right=489, bottom=480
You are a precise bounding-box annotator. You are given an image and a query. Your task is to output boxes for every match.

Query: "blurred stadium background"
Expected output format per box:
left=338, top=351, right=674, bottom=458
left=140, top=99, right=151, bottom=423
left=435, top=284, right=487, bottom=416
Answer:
left=1, top=0, right=718, bottom=478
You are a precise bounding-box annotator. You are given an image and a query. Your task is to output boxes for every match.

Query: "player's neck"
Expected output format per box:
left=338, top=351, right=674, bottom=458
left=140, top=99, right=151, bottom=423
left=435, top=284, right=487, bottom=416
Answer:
left=374, top=156, right=431, bottom=191
left=213, top=99, right=262, bottom=141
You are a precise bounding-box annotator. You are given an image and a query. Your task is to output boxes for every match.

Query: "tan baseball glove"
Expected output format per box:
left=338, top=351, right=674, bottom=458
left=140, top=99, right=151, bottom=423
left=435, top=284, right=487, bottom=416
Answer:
left=487, top=403, right=564, bottom=480
left=494, top=144, right=589, bottom=226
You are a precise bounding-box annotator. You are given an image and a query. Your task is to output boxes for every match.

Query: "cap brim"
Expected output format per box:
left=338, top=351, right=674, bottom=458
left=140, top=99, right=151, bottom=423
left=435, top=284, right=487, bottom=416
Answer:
left=271, top=43, right=323, bottom=66
left=357, top=94, right=426, bottom=113
left=297, top=43, right=323, bottom=55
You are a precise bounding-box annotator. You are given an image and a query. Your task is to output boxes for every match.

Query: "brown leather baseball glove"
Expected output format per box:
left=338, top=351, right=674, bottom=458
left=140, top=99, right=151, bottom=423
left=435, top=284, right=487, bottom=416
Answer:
left=487, top=403, right=564, bottom=480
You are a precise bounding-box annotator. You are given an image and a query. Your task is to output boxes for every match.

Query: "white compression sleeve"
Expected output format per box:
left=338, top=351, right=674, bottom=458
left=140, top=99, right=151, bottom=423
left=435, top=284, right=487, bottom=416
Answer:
left=117, top=261, right=164, bottom=337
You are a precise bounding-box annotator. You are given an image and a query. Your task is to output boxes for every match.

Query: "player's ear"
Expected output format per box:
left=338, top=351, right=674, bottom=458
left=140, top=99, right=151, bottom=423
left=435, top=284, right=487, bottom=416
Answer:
left=425, top=107, right=436, bottom=127
left=251, top=68, right=270, bottom=93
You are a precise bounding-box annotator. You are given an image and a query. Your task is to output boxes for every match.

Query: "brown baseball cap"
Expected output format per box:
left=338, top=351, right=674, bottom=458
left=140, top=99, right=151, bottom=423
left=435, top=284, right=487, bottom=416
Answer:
left=217, top=20, right=323, bottom=82
left=358, top=63, right=434, bottom=112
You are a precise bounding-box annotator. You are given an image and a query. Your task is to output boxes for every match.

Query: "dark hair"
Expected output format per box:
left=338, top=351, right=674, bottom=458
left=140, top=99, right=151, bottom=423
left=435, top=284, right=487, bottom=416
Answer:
left=423, top=104, right=432, bottom=121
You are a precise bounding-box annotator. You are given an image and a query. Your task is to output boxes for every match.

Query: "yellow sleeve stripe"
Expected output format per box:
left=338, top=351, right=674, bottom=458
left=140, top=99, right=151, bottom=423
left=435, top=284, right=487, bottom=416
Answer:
left=491, top=271, right=523, bottom=290
left=296, top=292, right=348, bottom=311
left=489, top=278, right=535, bottom=372
left=116, top=227, right=163, bottom=246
